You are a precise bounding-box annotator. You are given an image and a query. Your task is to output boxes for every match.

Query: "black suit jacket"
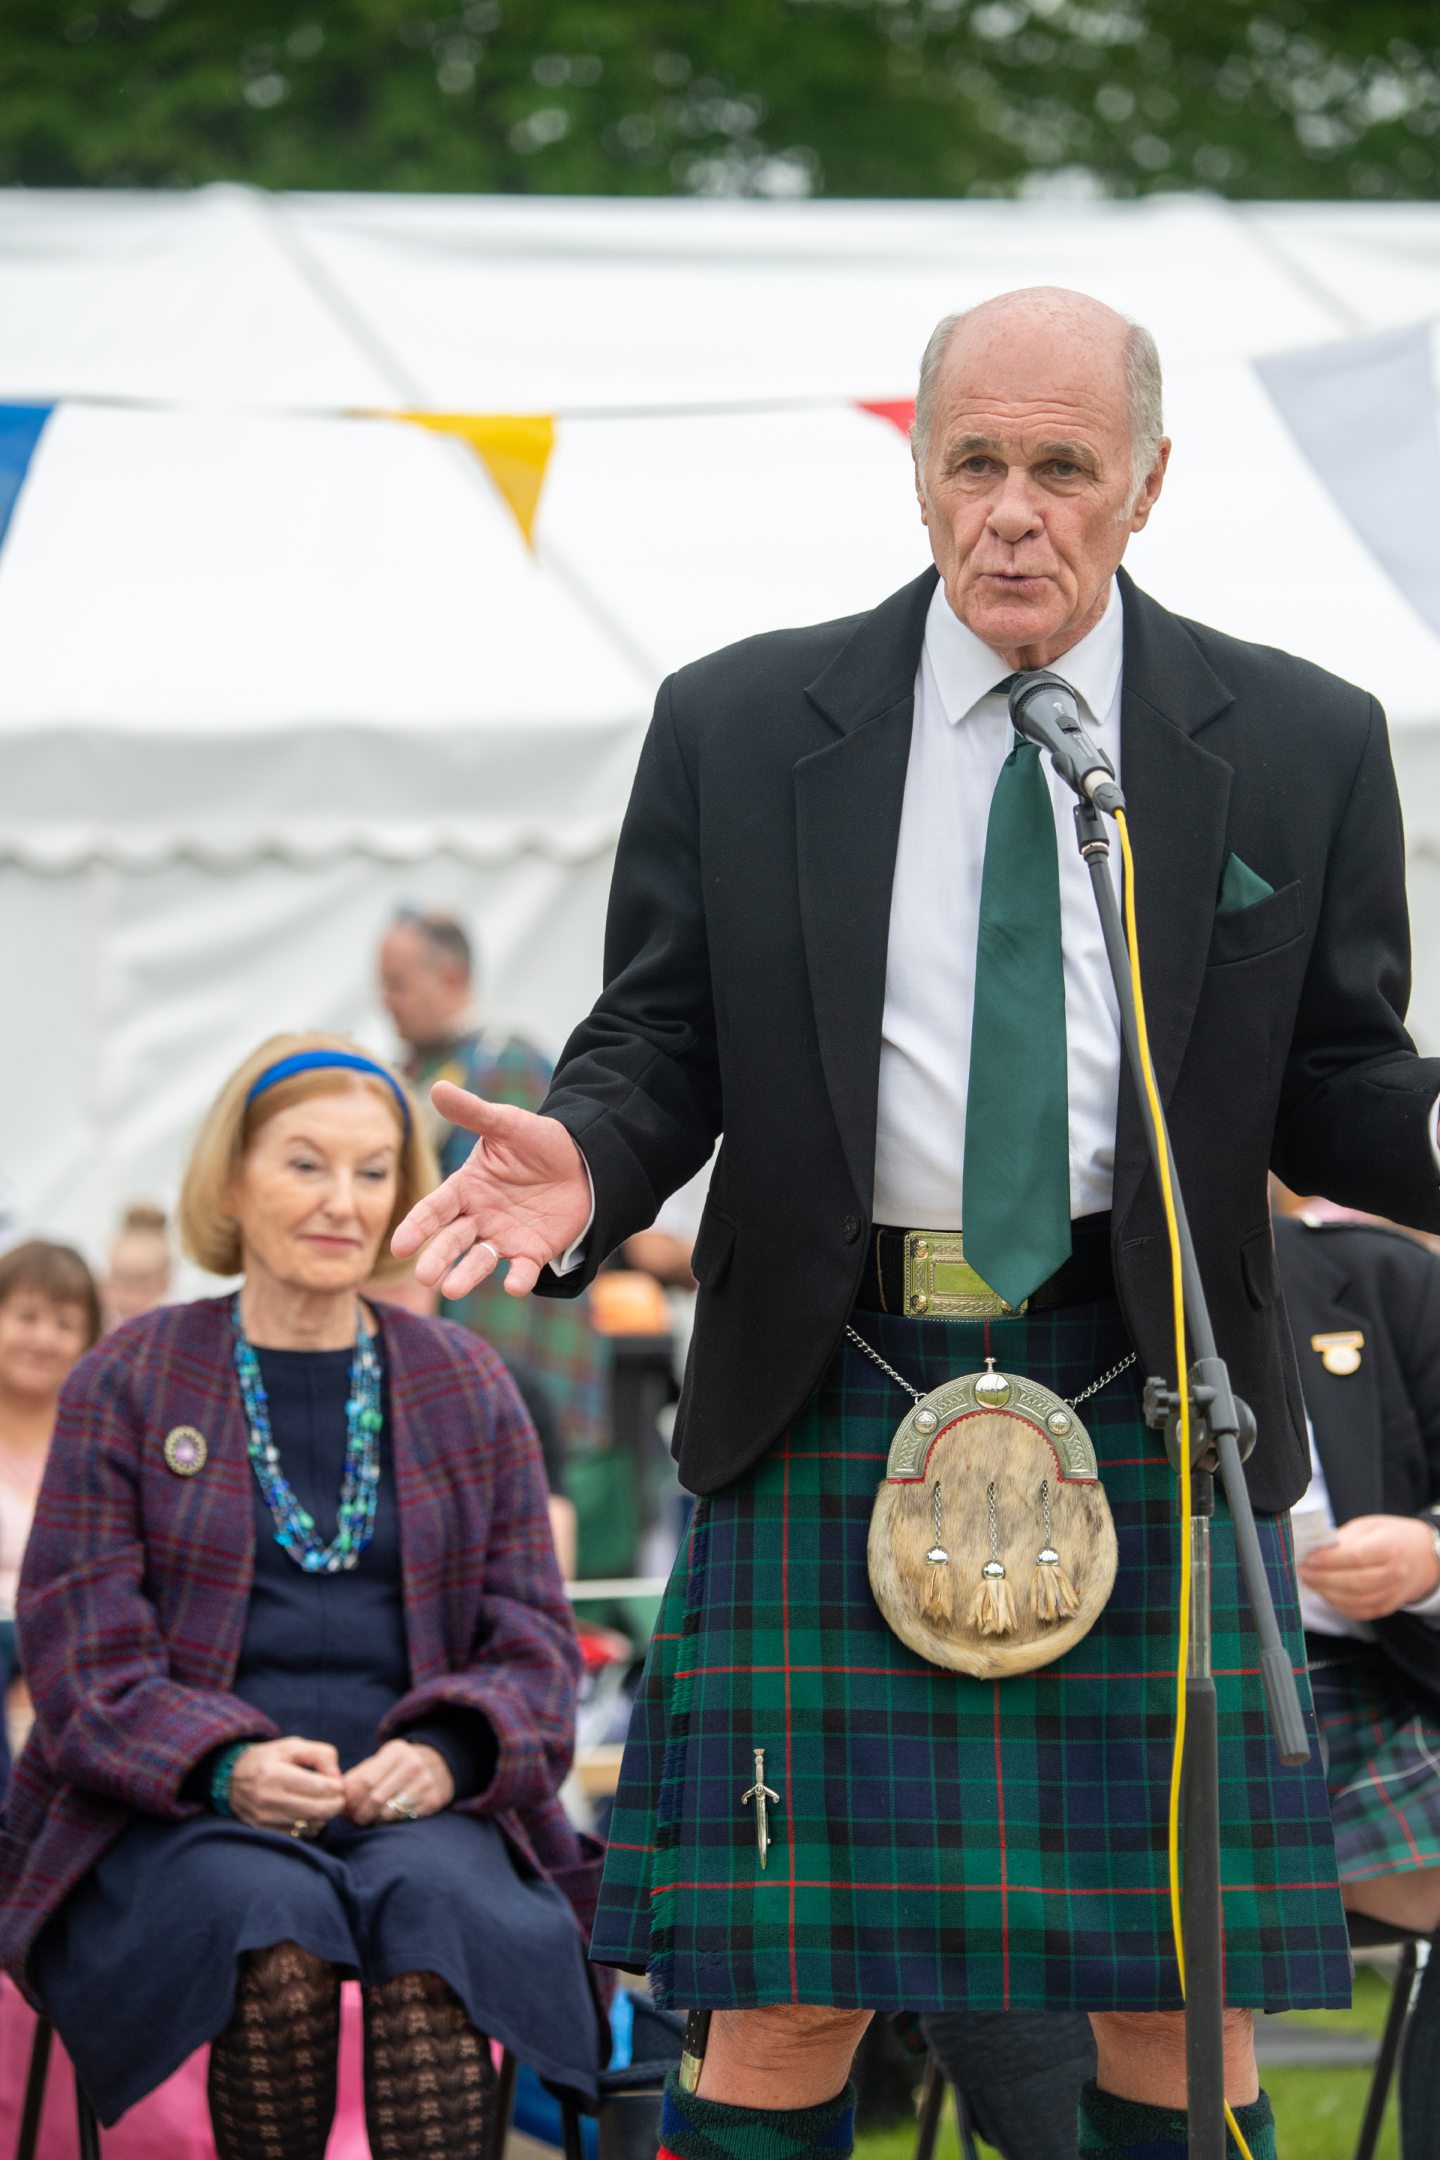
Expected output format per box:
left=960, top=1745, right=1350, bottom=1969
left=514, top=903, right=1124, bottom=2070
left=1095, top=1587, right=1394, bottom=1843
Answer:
left=539, top=566, right=1440, bottom=1505
left=1275, top=1215, right=1440, bottom=1711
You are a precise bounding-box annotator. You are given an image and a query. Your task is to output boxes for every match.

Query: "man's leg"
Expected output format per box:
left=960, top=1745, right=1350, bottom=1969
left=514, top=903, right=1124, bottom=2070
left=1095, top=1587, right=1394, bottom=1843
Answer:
left=660, top=2008, right=871, bottom=2160
left=1081, top=2009, right=1274, bottom=2157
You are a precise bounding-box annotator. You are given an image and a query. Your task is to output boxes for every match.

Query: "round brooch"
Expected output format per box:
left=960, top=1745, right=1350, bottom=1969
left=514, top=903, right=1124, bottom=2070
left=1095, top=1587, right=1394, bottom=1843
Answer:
left=163, top=1425, right=207, bottom=1477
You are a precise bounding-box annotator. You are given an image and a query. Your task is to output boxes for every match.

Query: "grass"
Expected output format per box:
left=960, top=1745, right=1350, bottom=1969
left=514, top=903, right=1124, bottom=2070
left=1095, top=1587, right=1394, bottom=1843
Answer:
left=852, top=1965, right=1402, bottom=2159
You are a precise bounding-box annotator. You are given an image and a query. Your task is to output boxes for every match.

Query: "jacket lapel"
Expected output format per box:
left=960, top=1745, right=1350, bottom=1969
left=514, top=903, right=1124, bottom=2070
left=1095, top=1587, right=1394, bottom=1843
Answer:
left=1111, top=572, right=1236, bottom=1230
left=797, top=568, right=936, bottom=1208
left=1282, top=1229, right=1383, bottom=1521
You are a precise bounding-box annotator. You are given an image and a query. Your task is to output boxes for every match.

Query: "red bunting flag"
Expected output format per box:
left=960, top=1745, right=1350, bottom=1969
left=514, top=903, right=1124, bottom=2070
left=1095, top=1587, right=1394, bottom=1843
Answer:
left=856, top=398, right=916, bottom=438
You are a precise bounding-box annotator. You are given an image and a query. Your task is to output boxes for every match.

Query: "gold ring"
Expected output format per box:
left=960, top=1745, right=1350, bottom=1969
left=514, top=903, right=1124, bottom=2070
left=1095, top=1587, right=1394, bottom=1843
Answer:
left=384, top=1793, right=418, bottom=1821
left=289, top=1818, right=312, bottom=1840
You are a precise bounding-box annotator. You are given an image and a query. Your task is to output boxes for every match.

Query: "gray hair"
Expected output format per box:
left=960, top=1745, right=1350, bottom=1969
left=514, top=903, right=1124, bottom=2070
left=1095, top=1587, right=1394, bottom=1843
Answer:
left=911, top=308, right=1164, bottom=504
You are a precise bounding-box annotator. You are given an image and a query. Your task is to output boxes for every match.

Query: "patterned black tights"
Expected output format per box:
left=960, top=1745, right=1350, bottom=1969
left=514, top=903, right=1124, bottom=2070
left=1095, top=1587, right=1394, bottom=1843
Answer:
left=207, top=1940, right=341, bottom=2160
left=363, top=1968, right=498, bottom=2160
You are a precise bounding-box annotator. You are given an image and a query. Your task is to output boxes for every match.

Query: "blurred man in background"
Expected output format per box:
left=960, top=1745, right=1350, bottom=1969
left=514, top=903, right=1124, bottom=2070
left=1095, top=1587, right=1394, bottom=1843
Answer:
left=378, top=907, right=608, bottom=1458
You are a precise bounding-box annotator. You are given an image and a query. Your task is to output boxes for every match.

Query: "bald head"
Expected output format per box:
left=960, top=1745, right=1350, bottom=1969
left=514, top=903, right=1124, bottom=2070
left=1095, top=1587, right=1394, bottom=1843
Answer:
left=908, top=284, right=1170, bottom=669
left=913, top=287, right=1164, bottom=497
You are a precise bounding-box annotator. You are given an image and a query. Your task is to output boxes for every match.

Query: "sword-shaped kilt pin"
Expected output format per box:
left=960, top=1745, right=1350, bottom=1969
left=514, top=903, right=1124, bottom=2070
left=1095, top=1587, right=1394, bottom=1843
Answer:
left=742, top=1747, right=780, bottom=1869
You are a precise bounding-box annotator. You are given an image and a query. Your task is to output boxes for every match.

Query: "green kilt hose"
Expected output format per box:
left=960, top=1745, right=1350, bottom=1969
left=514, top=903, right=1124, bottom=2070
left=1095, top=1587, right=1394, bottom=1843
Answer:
left=592, top=1295, right=1352, bottom=2014
left=1310, top=1644, right=1440, bottom=1887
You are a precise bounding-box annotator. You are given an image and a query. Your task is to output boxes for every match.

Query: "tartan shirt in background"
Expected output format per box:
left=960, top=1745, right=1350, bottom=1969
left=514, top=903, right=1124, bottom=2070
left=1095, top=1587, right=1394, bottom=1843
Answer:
left=0, top=1296, right=606, bottom=2019
left=405, top=1024, right=610, bottom=1462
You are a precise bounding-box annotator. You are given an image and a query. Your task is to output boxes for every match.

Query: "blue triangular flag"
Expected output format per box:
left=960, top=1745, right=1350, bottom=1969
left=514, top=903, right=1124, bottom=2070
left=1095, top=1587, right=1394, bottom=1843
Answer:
left=0, top=403, right=54, bottom=556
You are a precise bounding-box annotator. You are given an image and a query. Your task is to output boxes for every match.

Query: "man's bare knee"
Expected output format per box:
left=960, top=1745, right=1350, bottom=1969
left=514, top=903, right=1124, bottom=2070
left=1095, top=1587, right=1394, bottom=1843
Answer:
left=698, top=2006, right=872, bottom=2106
left=1090, top=2008, right=1255, bottom=2107
left=713, top=2006, right=871, bottom=2070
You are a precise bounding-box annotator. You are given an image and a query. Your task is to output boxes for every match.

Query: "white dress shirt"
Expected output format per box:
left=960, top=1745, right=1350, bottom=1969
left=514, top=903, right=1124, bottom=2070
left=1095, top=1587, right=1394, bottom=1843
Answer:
left=872, top=578, right=1126, bottom=1229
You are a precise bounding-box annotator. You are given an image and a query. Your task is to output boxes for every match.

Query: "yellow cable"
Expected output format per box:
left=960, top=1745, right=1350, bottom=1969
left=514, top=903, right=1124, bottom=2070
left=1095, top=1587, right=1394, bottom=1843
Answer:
left=1114, top=811, right=1253, bottom=2160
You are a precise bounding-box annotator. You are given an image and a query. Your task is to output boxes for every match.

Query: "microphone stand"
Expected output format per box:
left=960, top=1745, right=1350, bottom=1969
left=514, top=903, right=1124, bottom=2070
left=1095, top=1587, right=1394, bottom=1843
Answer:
left=1069, top=794, right=1310, bottom=2160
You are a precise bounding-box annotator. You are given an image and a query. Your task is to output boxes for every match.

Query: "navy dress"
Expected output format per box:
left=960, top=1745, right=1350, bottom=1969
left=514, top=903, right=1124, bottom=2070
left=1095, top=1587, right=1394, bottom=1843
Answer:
left=34, top=1341, right=598, bottom=2124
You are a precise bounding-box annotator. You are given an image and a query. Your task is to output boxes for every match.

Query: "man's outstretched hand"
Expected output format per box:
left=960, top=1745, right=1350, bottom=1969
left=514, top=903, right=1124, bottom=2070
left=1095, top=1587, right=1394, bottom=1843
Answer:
left=391, top=1081, right=591, bottom=1298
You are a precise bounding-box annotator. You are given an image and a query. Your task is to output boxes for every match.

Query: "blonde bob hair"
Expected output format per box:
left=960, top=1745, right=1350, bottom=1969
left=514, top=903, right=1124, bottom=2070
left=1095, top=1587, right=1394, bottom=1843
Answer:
left=178, top=1032, right=439, bottom=1280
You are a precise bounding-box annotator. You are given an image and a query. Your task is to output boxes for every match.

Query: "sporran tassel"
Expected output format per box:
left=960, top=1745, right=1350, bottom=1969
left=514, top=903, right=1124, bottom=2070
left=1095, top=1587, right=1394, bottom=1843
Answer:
left=1030, top=1479, right=1080, bottom=1622
left=971, top=1482, right=1016, bottom=1637
left=922, top=1481, right=955, bottom=1621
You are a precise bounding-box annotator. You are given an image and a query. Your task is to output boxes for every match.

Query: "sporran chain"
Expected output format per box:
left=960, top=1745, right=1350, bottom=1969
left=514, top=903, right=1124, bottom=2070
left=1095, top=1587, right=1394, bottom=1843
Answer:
left=843, top=1325, right=1135, bottom=1410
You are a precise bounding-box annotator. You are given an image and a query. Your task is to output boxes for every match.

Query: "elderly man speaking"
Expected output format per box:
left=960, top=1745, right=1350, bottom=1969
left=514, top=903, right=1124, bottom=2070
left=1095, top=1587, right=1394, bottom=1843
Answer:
left=395, top=288, right=1440, bottom=2157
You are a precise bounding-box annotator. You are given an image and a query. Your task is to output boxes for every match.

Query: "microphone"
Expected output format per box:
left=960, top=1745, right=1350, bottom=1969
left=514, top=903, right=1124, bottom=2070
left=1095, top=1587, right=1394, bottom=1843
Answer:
left=1008, top=671, right=1125, bottom=815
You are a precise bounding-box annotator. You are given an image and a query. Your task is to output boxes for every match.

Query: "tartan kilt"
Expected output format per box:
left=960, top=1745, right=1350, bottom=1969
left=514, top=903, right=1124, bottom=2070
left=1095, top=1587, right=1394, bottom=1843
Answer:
left=1310, top=1644, right=1440, bottom=1885
left=592, top=1296, right=1351, bottom=2013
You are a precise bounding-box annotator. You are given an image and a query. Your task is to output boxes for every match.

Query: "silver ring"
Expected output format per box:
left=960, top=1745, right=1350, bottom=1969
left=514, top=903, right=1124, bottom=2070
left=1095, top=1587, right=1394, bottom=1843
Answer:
left=478, top=1239, right=501, bottom=1266
left=384, top=1793, right=418, bottom=1821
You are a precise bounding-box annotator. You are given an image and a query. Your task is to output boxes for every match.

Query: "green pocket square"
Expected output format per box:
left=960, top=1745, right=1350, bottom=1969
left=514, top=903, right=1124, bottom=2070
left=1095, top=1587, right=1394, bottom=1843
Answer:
left=1217, top=852, right=1275, bottom=915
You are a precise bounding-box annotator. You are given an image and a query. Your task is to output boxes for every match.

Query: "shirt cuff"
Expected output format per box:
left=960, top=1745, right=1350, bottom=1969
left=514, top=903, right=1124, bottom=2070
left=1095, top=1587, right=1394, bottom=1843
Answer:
left=550, top=1152, right=596, bottom=1277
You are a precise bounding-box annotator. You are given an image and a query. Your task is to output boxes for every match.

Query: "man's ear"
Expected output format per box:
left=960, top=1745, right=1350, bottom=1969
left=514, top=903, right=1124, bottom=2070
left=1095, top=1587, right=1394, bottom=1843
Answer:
left=1129, top=438, right=1171, bottom=534
left=913, top=455, right=931, bottom=529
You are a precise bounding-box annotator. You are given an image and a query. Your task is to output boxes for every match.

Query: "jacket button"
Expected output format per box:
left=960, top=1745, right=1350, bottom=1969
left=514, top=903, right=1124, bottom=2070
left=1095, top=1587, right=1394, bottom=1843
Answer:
left=842, top=1215, right=861, bottom=1244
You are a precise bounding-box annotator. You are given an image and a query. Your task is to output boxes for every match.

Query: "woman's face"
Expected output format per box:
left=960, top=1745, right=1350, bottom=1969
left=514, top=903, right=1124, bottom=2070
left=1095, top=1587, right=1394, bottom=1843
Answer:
left=0, top=1291, right=91, bottom=1404
left=231, top=1090, right=401, bottom=1298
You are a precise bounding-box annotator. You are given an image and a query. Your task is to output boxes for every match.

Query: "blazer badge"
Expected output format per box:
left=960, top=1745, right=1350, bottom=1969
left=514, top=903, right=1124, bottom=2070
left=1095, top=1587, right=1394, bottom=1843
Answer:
left=1309, top=1330, right=1363, bottom=1377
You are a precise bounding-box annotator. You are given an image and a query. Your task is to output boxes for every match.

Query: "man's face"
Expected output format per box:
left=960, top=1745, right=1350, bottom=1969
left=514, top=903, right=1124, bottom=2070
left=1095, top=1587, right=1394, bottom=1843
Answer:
left=915, top=311, right=1168, bottom=668
left=378, top=925, right=466, bottom=1051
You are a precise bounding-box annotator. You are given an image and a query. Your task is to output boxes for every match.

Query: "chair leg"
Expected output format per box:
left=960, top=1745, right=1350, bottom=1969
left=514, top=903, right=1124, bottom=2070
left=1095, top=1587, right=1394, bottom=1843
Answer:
left=560, top=2094, right=586, bottom=2160
left=1354, top=1940, right=1418, bottom=2160
left=15, top=2015, right=54, bottom=2160
left=953, top=2086, right=982, bottom=2160
left=913, top=2055, right=947, bottom=2160
left=74, top=2067, right=101, bottom=2160
left=489, top=2048, right=517, bottom=2160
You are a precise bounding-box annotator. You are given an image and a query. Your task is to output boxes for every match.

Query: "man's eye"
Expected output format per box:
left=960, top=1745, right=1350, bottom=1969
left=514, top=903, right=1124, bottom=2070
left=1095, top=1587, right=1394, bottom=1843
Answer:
left=1047, top=461, right=1080, bottom=478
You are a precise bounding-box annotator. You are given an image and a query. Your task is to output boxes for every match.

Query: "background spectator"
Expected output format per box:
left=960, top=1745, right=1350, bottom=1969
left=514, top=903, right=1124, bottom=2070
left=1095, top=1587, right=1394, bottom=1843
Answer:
left=0, top=1240, right=101, bottom=1796
left=102, top=1202, right=173, bottom=1331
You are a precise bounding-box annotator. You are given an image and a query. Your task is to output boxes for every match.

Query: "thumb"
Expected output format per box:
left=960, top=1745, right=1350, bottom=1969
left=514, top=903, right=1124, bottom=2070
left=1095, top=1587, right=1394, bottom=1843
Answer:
left=429, top=1081, right=517, bottom=1137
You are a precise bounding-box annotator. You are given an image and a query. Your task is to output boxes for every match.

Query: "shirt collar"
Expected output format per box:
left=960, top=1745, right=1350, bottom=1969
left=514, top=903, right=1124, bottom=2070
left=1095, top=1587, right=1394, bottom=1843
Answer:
left=922, top=574, right=1125, bottom=729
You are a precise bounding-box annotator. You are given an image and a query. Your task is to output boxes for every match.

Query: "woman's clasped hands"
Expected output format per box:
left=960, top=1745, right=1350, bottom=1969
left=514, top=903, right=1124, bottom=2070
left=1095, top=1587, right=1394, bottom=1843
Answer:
left=224, top=1734, right=455, bottom=1837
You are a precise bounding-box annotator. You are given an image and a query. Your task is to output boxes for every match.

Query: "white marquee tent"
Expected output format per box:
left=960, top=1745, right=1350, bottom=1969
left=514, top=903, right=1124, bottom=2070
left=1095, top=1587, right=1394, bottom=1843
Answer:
left=2, top=186, right=1439, bottom=1266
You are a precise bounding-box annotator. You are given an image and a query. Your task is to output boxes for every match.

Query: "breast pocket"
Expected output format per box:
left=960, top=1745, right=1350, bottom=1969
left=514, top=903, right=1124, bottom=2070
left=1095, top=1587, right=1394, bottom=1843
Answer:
left=1205, top=878, right=1305, bottom=967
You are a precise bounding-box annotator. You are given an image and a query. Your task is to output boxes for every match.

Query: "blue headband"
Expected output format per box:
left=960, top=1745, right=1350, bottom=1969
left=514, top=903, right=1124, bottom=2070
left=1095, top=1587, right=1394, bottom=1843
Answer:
left=246, top=1051, right=412, bottom=1136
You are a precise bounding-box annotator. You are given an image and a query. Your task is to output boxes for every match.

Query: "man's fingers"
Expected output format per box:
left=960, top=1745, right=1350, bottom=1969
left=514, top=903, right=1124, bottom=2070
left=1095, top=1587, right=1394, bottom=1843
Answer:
left=412, top=1217, right=482, bottom=1288
left=504, top=1253, right=543, bottom=1297
left=391, top=1175, right=462, bottom=1258
left=431, top=1236, right=507, bottom=1300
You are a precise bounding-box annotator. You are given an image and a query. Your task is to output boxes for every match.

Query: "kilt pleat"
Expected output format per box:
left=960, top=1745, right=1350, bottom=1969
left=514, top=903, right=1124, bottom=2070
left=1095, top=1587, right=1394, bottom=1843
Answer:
left=1310, top=1647, right=1440, bottom=1885
left=592, top=1298, right=1351, bottom=2014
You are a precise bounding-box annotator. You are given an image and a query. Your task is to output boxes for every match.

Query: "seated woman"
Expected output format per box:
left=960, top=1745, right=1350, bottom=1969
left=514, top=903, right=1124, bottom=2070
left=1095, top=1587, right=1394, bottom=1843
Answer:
left=0, top=1239, right=102, bottom=1798
left=0, top=1033, right=605, bottom=2160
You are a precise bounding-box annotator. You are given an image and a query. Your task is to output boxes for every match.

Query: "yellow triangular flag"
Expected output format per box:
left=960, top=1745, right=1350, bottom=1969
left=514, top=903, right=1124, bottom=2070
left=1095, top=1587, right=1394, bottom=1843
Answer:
left=390, top=411, right=555, bottom=545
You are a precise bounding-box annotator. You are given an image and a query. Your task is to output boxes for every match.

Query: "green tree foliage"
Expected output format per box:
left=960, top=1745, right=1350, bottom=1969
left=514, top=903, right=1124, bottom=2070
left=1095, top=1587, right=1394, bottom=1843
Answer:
left=0, top=0, right=1435, bottom=199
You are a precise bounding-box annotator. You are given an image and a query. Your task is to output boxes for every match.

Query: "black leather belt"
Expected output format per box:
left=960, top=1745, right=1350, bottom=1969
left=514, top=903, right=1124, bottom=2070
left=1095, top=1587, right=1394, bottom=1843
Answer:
left=856, top=1212, right=1114, bottom=1318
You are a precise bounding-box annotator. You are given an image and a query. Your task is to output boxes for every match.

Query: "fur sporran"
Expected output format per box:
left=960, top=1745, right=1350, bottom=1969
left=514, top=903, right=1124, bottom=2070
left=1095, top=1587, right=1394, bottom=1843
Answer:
left=867, top=1365, right=1118, bottom=1677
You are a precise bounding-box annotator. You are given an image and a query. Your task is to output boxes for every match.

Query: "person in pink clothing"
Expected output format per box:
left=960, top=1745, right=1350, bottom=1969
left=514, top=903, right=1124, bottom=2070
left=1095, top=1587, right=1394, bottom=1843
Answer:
left=0, top=1241, right=101, bottom=1797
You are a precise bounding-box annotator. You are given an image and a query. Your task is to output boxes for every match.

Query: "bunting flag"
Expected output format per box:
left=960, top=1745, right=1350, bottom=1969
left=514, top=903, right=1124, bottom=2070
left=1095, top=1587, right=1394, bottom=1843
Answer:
left=0, top=403, right=55, bottom=558
left=1256, top=325, right=1440, bottom=642
left=857, top=397, right=916, bottom=439
left=388, top=411, right=556, bottom=545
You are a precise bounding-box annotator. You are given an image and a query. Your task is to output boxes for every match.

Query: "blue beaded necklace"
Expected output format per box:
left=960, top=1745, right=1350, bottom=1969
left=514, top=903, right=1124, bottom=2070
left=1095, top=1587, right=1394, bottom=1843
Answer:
left=230, top=1295, right=383, bottom=1574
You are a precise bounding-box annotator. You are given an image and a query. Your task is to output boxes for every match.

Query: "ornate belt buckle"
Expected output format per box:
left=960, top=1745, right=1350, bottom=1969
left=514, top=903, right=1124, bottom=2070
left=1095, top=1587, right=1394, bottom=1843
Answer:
left=902, top=1230, right=1025, bottom=1319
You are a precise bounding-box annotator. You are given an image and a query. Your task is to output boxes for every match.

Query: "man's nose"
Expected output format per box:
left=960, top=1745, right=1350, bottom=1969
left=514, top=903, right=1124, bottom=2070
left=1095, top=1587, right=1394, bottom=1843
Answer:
left=987, top=472, right=1042, bottom=544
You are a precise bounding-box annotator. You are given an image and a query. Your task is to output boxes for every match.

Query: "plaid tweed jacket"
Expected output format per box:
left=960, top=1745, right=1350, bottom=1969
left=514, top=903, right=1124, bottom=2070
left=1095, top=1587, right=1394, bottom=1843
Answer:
left=0, top=1296, right=602, bottom=1994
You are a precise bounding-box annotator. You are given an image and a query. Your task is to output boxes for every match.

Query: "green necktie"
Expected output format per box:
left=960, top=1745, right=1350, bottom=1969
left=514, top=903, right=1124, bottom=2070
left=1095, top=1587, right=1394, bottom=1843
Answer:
left=961, top=699, right=1071, bottom=1308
